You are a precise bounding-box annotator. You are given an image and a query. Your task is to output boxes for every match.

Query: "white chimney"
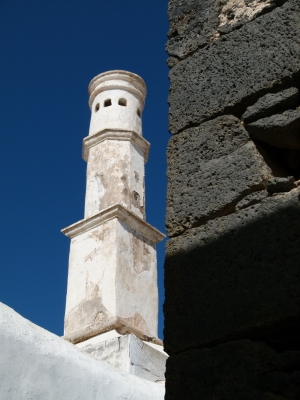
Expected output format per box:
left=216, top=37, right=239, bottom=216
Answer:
left=62, top=70, right=165, bottom=345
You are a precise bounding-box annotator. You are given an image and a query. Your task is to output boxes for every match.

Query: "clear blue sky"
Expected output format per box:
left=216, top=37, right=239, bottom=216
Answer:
left=0, top=1, right=169, bottom=339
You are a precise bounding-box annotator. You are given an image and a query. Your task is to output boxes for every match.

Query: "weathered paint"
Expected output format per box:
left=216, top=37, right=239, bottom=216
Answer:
left=0, top=302, right=165, bottom=400
left=84, top=71, right=148, bottom=220
left=63, top=70, right=165, bottom=346
left=84, top=139, right=146, bottom=219
left=63, top=207, right=163, bottom=343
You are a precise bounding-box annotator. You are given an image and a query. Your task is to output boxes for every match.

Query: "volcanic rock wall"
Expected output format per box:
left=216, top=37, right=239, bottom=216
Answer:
left=164, top=1, right=300, bottom=398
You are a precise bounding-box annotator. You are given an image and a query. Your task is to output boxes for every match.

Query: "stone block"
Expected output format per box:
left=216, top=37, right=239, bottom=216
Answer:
left=217, top=0, right=280, bottom=35
left=242, top=87, right=299, bottom=123
left=166, top=115, right=272, bottom=237
left=168, top=1, right=300, bottom=134
left=246, top=109, right=300, bottom=149
left=79, top=333, right=167, bottom=383
left=165, top=339, right=300, bottom=400
left=167, top=0, right=221, bottom=60
left=164, top=187, right=300, bottom=354
left=235, top=190, right=268, bottom=210
left=267, top=176, right=297, bottom=194
left=166, top=0, right=280, bottom=61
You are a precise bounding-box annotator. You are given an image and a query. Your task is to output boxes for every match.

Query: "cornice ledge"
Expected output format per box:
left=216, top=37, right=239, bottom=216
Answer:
left=61, top=204, right=166, bottom=243
left=64, top=317, right=163, bottom=347
left=82, top=129, right=150, bottom=162
left=88, top=70, right=146, bottom=110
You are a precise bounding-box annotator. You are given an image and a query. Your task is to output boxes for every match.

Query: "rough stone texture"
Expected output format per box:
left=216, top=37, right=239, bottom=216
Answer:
left=167, top=0, right=221, bottom=61
left=166, top=0, right=281, bottom=62
left=168, top=0, right=300, bottom=134
left=235, top=190, right=268, bottom=210
left=166, top=115, right=272, bottom=237
left=246, top=109, right=300, bottom=149
left=218, top=0, right=279, bottom=34
left=0, top=302, right=165, bottom=400
left=165, top=1, right=300, bottom=398
left=267, top=176, right=296, bottom=193
left=166, top=340, right=300, bottom=400
left=164, top=187, right=300, bottom=354
left=242, top=87, right=299, bottom=123
left=79, top=333, right=167, bottom=383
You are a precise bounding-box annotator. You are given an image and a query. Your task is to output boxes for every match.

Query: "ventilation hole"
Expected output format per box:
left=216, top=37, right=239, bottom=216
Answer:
left=94, top=103, right=100, bottom=112
left=137, top=108, right=141, bottom=118
left=118, top=98, right=127, bottom=107
left=104, top=99, right=112, bottom=107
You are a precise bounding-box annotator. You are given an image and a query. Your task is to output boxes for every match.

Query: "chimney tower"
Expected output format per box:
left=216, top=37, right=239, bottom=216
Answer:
left=62, top=71, right=165, bottom=345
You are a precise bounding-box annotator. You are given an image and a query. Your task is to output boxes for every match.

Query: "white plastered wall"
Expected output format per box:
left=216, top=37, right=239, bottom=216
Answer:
left=0, top=302, right=164, bottom=400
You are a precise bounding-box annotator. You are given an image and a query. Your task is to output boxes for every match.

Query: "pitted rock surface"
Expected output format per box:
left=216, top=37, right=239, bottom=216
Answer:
left=218, top=0, right=278, bottom=34
left=165, top=2, right=300, bottom=398
left=235, top=190, right=269, bottom=210
left=168, top=0, right=300, bottom=134
left=267, top=176, right=296, bottom=193
left=242, top=87, right=299, bottom=123
left=164, top=187, right=300, bottom=354
left=246, top=108, right=300, bottom=149
left=166, top=340, right=300, bottom=399
left=167, top=0, right=221, bottom=60
left=166, top=0, right=282, bottom=61
left=166, top=115, right=272, bottom=237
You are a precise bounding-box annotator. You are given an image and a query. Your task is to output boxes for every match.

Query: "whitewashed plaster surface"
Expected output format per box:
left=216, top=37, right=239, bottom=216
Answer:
left=64, top=218, right=118, bottom=336
left=88, top=71, right=146, bottom=137
left=84, top=71, right=148, bottom=220
left=89, top=89, right=143, bottom=136
left=0, top=302, right=165, bottom=400
left=76, top=329, right=122, bottom=347
left=116, top=220, right=158, bottom=336
left=79, top=334, right=167, bottom=383
left=84, top=140, right=146, bottom=220
left=63, top=70, right=165, bottom=345
left=63, top=209, right=161, bottom=343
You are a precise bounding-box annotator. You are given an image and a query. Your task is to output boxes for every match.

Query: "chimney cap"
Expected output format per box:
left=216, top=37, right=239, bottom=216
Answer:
left=88, top=70, right=147, bottom=110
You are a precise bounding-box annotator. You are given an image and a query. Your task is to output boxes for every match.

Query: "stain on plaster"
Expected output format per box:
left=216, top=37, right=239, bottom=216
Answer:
left=134, top=171, right=140, bottom=182
left=118, top=313, right=151, bottom=337
left=131, top=235, right=153, bottom=275
left=85, top=275, right=100, bottom=300
left=65, top=297, right=113, bottom=335
left=85, top=248, right=100, bottom=262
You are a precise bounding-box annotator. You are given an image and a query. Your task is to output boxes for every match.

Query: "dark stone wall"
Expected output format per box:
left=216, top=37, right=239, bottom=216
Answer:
left=164, top=1, right=300, bottom=398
